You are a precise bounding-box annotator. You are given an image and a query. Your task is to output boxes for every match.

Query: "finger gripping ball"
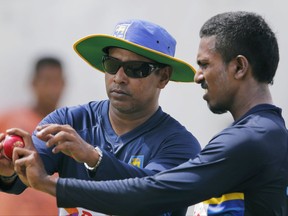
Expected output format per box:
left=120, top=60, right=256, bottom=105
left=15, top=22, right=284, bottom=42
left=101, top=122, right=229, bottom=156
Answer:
left=2, top=135, right=25, bottom=160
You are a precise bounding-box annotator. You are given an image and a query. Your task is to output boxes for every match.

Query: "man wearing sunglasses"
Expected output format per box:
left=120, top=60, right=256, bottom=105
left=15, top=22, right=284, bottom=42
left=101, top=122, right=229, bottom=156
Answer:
left=0, top=19, right=201, bottom=216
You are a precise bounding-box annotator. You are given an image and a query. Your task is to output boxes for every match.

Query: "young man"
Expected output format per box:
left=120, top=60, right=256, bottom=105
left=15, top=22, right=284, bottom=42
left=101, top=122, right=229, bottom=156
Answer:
left=10, top=11, right=288, bottom=216
left=0, top=19, right=201, bottom=216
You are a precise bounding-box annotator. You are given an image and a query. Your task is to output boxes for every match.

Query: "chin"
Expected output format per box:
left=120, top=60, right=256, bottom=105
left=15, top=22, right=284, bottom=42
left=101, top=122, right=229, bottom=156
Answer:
left=112, top=103, right=135, bottom=114
left=211, top=109, right=228, bottom=115
left=208, top=103, right=228, bottom=115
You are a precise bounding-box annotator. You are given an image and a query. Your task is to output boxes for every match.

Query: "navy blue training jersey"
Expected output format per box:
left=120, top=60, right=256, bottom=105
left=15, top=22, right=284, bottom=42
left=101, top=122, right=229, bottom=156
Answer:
left=56, top=104, right=288, bottom=216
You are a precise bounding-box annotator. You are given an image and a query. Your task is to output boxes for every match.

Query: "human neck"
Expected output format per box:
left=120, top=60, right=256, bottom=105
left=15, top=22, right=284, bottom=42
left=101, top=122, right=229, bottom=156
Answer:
left=33, top=103, right=57, bottom=118
left=109, top=105, right=158, bottom=136
left=231, top=83, right=273, bottom=121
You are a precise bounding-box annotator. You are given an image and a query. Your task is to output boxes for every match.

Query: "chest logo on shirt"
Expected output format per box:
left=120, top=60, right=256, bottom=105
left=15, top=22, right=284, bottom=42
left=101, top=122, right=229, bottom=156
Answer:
left=129, top=155, right=144, bottom=168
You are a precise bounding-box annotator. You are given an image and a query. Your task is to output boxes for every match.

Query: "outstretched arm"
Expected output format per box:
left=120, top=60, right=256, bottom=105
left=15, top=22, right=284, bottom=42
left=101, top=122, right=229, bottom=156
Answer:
left=13, top=126, right=258, bottom=216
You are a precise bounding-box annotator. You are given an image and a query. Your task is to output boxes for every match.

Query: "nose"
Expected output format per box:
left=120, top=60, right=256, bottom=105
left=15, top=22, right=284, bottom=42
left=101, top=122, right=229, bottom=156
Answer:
left=113, top=67, right=128, bottom=83
left=194, top=69, right=204, bottom=84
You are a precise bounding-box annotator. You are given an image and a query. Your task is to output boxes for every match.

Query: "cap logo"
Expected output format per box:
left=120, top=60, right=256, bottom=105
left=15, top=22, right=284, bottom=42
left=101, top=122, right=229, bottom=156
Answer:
left=113, top=24, right=131, bottom=39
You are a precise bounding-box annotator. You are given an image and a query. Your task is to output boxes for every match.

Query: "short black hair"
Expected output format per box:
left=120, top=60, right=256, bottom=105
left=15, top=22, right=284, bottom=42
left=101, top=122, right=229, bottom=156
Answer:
left=35, top=57, right=62, bottom=74
left=200, top=11, right=279, bottom=84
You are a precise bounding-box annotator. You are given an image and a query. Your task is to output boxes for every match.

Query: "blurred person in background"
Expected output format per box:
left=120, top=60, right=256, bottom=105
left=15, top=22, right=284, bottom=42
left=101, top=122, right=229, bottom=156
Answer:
left=0, top=56, right=65, bottom=215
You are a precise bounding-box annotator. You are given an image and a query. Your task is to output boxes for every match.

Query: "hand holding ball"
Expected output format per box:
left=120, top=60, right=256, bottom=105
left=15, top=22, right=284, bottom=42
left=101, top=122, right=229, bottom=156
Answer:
left=2, top=135, right=25, bottom=160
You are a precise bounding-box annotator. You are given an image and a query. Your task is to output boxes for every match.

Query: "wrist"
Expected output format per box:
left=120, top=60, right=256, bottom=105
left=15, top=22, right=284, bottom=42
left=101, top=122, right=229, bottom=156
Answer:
left=84, top=146, right=103, bottom=171
left=0, top=172, right=17, bottom=184
left=37, top=175, right=58, bottom=197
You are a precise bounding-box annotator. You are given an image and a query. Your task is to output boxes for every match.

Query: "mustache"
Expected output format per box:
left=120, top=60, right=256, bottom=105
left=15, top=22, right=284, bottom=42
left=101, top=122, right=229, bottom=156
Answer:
left=110, top=85, right=130, bottom=95
left=201, top=81, right=208, bottom=89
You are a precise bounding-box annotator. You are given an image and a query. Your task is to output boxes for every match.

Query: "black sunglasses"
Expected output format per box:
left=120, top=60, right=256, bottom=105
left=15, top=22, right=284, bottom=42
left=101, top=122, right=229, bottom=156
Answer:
left=102, top=55, right=166, bottom=78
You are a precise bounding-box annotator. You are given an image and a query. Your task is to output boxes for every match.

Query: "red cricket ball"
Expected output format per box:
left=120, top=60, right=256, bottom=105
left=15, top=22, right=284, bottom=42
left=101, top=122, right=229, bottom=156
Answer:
left=2, top=135, right=25, bottom=160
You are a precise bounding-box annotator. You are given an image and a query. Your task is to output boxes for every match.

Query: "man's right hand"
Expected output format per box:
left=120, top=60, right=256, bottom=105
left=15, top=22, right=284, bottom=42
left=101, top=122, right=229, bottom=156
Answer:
left=36, top=124, right=101, bottom=167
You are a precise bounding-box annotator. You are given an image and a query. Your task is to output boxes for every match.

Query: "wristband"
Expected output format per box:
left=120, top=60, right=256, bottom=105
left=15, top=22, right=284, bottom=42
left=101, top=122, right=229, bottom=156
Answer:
left=0, top=173, right=17, bottom=182
left=84, top=146, right=103, bottom=171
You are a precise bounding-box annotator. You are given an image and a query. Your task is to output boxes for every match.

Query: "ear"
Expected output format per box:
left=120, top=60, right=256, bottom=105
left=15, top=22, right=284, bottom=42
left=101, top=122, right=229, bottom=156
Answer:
left=158, top=66, right=172, bottom=89
left=233, top=55, right=249, bottom=80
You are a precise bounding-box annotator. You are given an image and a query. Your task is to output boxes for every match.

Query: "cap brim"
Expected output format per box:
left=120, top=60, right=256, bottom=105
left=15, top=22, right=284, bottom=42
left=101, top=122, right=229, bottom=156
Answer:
left=73, top=34, right=195, bottom=82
